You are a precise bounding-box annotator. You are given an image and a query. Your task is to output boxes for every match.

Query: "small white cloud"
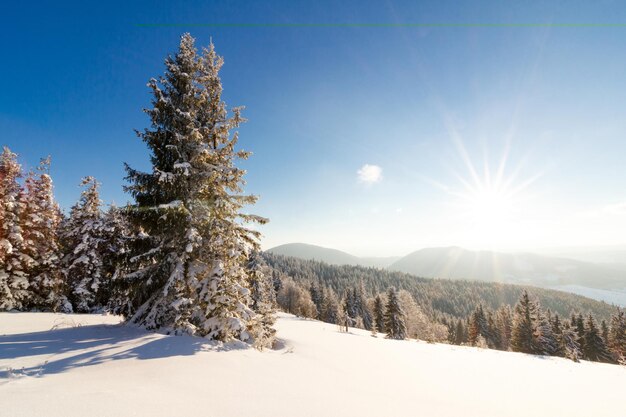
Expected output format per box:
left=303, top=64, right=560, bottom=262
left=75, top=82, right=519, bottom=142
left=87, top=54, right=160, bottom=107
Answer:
left=357, top=164, right=383, bottom=184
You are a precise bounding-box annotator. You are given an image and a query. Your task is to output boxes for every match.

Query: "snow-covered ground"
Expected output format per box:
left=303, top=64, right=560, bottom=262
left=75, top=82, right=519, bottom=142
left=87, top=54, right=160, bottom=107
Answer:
left=1, top=312, right=624, bottom=417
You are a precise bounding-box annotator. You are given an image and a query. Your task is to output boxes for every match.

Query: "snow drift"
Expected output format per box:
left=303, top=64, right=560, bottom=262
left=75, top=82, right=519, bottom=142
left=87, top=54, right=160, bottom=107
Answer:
left=1, top=312, right=624, bottom=417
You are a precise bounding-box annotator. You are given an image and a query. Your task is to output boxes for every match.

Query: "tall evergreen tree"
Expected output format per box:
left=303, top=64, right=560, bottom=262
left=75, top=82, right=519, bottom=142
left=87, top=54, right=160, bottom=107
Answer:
left=309, top=281, right=322, bottom=319
left=559, top=323, right=582, bottom=362
left=60, top=177, right=108, bottom=312
left=511, top=291, right=538, bottom=354
left=601, top=319, right=609, bottom=344
left=468, top=304, right=489, bottom=346
left=608, top=308, right=626, bottom=363
left=534, top=307, right=558, bottom=356
left=575, top=313, right=585, bottom=341
left=0, top=147, right=28, bottom=310
left=495, top=305, right=513, bottom=351
left=455, top=319, right=467, bottom=345
left=384, top=287, right=407, bottom=340
left=583, top=314, right=613, bottom=363
left=20, top=157, right=66, bottom=311
left=121, top=34, right=269, bottom=342
left=551, top=314, right=565, bottom=356
left=373, top=294, right=386, bottom=333
left=100, top=203, right=132, bottom=309
left=319, top=286, right=340, bottom=324
left=355, top=281, right=373, bottom=330
left=246, top=252, right=277, bottom=349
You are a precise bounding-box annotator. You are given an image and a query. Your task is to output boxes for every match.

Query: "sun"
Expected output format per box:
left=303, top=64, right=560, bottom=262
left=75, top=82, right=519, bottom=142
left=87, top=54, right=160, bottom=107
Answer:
left=467, top=186, right=514, bottom=222
left=429, top=138, right=542, bottom=248
left=462, top=182, right=516, bottom=240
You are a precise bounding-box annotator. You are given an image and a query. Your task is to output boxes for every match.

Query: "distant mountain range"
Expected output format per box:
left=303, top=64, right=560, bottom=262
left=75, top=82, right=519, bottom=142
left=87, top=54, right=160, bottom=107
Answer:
left=267, top=243, right=400, bottom=269
left=267, top=243, right=626, bottom=306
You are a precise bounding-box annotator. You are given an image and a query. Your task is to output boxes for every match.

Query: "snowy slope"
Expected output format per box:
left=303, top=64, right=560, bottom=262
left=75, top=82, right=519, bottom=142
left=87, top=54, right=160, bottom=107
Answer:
left=1, top=312, right=624, bottom=417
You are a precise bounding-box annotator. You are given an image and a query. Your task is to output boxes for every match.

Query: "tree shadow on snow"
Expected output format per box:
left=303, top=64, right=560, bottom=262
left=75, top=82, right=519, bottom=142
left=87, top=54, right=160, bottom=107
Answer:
left=0, top=323, right=248, bottom=378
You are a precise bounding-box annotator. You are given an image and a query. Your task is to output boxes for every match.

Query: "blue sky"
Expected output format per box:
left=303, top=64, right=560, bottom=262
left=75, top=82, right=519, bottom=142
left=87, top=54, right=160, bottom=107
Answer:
left=3, top=1, right=626, bottom=255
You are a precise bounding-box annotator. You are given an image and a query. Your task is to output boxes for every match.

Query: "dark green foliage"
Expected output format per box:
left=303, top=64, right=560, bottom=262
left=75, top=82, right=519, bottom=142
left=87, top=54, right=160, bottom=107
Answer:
left=373, top=294, right=386, bottom=333
left=384, top=287, right=407, bottom=340
left=601, top=319, right=609, bottom=344
left=583, top=314, right=613, bottom=363
left=343, top=282, right=373, bottom=330
left=534, top=309, right=558, bottom=356
left=559, top=324, right=582, bottom=362
left=495, top=306, right=513, bottom=351
left=455, top=319, right=467, bottom=345
left=468, top=304, right=489, bottom=346
left=511, top=291, right=538, bottom=354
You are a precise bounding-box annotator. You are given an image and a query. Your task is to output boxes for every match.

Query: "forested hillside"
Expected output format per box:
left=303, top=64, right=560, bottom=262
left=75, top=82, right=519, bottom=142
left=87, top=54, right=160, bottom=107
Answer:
left=263, top=253, right=616, bottom=322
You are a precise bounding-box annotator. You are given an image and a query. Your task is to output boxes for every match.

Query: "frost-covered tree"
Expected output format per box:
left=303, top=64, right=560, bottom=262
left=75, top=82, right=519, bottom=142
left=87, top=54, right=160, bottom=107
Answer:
left=495, top=305, right=513, bottom=351
left=398, top=289, right=447, bottom=342
left=384, top=287, right=407, bottom=340
left=559, top=324, right=582, bottom=362
left=246, top=252, right=276, bottom=349
left=319, top=286, right=340, bottom=324
left=276, top=277, right=316, bottom=318
left=0, top=147, right=28, bottom=310
left=121, top=33, right=268, bottom=341
left=454, top=319, right=467, bottom=345
left=468, top=304, right=489, bottom=346
left=583, top=314, right=613, bottom=363
left=601, top=319, right=609, bottom=344
left=608, top=308, right=626, bottom=363
left=100, top=203, right=131, bottom=305
left=534, top=308, right=558, bottom=356
left=373, top=294, right=386, bottom=333
left=511, top=291, right=538, bottom=354
left=309, top=281, right=322, bottom=319
left=20, top=158, right=67, bottom=311
left=343, top=283, right=372, bottom=330
left=61, top=177, right=109, bottom=312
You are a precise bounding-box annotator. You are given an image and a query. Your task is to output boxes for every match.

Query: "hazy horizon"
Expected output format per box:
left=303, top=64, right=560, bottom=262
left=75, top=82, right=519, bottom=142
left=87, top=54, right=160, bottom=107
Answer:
left=264, top=241, right=626, bottom=260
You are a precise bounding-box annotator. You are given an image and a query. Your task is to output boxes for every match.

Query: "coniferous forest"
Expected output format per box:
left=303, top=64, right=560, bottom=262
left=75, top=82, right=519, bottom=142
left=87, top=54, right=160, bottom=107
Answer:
left=1, top=33, right=625, bottom=368
left=264, top=253, right=626, bottom=364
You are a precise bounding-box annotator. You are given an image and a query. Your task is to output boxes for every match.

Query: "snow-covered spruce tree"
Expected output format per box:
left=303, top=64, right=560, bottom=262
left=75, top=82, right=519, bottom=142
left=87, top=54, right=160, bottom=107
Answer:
left=60, top=176, right=109, bottom=312
left=608, top=308, right=626, bottom=363
left=373, top=294, right=386, bottom=333
left=583, top=314, right=613, bottom=363
left=384, top=287, right=407, bottom=340
left=551, top=314, right=565, bottom=357
left=355, top=282, right=373, bottom=330
left=534, top=307, right=558, bottom=356
left=0, top=147, right=28, bottom=310
left=122, top=34, right=269, bottom=342
left=246, top=252, right=277, bottom=349
left=100, top=203, right=131, bottom=311
left=468, top=304, right=489, bottom=347
left=319, top=286, right=340, bottom=324
left=20, top=157, right=67, bottom=311
left=560, top=324, right=582, bottom=362
left=342, top=284, right=372, bottom=330
left=511, top=291, right=539, bottom=354
left=309, top=281, right=322, bottom=318
left=495, top=305, right=513, bottom=351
